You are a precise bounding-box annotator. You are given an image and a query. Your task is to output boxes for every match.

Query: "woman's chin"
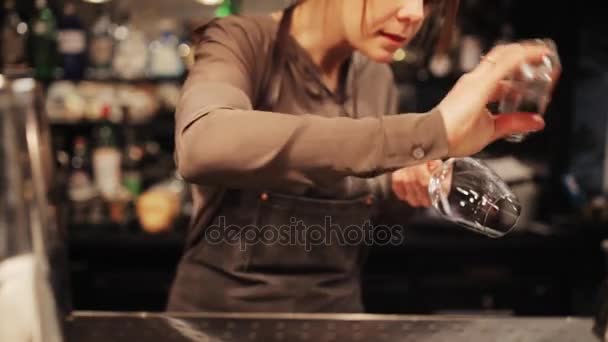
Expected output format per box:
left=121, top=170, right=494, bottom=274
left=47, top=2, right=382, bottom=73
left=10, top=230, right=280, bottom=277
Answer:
left=362, top=48, right=395, bottom=64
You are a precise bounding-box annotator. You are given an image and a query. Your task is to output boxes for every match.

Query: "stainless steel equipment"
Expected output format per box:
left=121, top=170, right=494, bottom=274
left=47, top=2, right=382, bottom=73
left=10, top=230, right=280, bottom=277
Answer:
left=0, top=74, right=65, bottom=342
left=66, top=311, right=595, bottom=342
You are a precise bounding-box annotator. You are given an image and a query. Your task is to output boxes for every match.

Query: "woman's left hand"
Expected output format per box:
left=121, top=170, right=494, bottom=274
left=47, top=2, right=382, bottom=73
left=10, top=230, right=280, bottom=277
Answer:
left=391, top=160, right=442, bottom=208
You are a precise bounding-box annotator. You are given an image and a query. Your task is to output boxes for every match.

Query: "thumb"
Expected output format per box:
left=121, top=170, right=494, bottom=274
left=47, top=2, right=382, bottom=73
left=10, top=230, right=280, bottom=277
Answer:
left=492, top=113, right=545, bottom=141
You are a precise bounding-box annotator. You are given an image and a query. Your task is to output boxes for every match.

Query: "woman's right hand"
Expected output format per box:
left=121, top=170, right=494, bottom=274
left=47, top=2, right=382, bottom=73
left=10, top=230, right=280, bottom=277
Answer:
left=437, top=43, right=552, bottom=157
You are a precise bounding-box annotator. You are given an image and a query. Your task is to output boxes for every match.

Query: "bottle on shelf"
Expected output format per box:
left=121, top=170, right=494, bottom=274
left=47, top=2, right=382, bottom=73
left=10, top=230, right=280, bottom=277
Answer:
left=112, top=11, right=148, bottom=80
left=1, top=0, right=29, bottom=72
left=122, top=108, right=143, bottom=199
left=87, top=6, right=116, bottom=80
left=29, top=0, right=58, bottom=82
left=148, top=19, right=185, bottom=79
left=68, top=136, right=97, bottom=224
left=92, top=105, right=122, bottom=200
left=57, top=1, right=87, bottom=80
left=136, top=174, right=185, bottom=235
left=71, top=136, right=92, bottom=183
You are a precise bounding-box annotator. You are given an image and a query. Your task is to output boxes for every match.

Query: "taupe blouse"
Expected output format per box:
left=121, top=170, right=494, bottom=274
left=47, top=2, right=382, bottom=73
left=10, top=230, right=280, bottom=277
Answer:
left=174, top=15, right=449, bottom=233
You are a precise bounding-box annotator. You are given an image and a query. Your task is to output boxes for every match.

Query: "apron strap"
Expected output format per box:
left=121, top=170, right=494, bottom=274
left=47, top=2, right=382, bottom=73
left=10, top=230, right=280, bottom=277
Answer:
left=257, top=3, right=298, bottom=110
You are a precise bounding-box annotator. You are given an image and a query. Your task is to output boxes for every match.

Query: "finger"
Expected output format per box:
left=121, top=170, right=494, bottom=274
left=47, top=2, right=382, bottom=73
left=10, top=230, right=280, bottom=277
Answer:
left=492, top=113, right=545, bottom=141
left=391, top=174, right=408, bottom=201
left=392, top=178, right=408, bottom=201
left=427, top=160, right=443, bottom=172
left=410, top=180, right=429, bottom=207
left=413, top=183, right=431, bottom=207
left=421, top=192, right=431, bottom=207
left=486, top=43, right=551, bottom=84
left=403, top=183, right=422, bottom=207
left=417, top=169, right=434, bottom=208
left=393, top=173, right=417, bottom=204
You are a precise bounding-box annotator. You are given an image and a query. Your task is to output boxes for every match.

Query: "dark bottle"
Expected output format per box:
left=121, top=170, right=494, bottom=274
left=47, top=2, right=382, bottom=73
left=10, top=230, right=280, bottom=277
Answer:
left=87, top=6, right=115, bottom=80
left=57, top=2, right=86, bottom=80
left=71, top=136, right=91, bottom=176
left=68, top=136, right=96, bottom=225
left=29, top=0, right=58, bottom=82
left=122, top=108, right=143, bottom=198
left=1, top=0, right=28, bottom=71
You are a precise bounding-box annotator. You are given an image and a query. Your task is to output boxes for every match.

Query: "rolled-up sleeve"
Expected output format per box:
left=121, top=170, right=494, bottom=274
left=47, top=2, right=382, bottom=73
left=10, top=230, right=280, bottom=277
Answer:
left=175, top=17, right=450, bottom=192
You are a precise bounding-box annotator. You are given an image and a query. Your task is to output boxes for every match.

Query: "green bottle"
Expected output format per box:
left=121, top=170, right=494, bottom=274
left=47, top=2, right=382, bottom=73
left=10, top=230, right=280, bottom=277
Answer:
left=30, top=0, right=58, bottom=82
left=215, top=0, right=241, bottom=17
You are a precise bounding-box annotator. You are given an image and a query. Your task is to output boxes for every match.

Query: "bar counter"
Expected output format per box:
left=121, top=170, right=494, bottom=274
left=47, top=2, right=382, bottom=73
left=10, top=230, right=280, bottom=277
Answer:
left=66, top=311, right=596, bottom=341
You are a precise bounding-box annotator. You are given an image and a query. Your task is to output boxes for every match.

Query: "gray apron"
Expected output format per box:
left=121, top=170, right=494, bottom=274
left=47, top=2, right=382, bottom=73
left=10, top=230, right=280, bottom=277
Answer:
left=168, top=189, right=377, bottom=312
left=167, top=4, right=378, bottom=313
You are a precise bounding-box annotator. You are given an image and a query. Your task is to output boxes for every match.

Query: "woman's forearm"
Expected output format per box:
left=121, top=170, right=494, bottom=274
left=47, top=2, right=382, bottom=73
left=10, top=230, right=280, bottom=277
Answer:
left=176, top=107, right=449, bottom=191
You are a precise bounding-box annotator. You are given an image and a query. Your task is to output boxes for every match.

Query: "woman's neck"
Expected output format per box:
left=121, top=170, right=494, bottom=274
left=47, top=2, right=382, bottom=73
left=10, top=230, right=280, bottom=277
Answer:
left=288, top=0, right=353, bottom=90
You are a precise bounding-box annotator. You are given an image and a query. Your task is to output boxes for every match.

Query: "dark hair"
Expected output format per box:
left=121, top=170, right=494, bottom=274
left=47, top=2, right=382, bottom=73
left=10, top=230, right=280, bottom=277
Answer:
left=435, top=0, right=460, bottom=53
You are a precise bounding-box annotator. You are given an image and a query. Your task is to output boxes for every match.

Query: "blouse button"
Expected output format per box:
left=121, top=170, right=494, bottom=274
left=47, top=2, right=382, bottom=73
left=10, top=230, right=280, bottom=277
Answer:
left=412, top=146, right=426, bottom=160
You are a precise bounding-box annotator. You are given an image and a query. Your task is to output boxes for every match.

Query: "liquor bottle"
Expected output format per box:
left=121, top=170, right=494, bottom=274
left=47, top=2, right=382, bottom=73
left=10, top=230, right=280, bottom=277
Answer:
left=29, top=0, right=58, bottom=82
left=68, top=136, right=97, bottom=224
left=1, top=0, right=28, bottom=71
left=71, top=136, right=92, bottom=177
left=122, top=108, right=143, bottom=198
left=92, top=105, right=121, bottom=199
left=112, top=11, right=148, bottom=80
left=87, top=7, right=115, bottom=80
left=148, top=19, right=185, bottom=79
left=57, top=2, right=86, bottom=80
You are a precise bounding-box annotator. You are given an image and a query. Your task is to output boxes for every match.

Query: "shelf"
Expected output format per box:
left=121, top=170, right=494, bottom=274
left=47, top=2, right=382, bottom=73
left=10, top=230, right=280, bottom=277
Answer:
left=49, top=114, right=175, bottom=129
left=67, top=219, right=188, bottom=250
left=46, top=76, right=186, bottom=86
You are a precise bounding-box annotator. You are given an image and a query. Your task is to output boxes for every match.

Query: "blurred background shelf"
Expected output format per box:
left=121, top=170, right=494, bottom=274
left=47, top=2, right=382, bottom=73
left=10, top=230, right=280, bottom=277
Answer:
left=64, top=217, right=606, bottom=315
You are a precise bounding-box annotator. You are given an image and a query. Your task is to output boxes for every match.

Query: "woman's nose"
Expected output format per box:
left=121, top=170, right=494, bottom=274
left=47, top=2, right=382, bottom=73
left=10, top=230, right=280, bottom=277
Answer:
left=396, top=0, right=424, bottom=25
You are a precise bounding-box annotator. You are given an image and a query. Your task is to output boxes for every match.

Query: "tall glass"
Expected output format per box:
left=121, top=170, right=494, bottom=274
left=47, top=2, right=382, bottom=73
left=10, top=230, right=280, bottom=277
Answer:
left=498, top=38, right=561, bottom=142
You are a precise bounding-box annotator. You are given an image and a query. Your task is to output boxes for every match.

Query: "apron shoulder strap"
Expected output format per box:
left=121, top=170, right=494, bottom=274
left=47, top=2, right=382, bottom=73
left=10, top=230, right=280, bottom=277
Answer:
left=257, top=4, right=297, bottom=110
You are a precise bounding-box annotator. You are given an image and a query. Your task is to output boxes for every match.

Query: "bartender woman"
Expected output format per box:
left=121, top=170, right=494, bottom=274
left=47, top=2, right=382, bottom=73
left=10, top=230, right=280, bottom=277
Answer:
left=168, top=0, right=549, bottom=312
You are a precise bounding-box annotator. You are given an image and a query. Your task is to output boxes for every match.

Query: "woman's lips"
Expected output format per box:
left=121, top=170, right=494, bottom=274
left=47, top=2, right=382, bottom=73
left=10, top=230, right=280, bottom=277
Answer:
left=379, top=31, right=408, bottom=45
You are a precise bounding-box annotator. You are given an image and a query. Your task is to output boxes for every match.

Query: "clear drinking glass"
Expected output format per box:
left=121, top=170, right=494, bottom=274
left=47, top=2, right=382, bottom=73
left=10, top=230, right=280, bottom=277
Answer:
left=498, top=38, right=561, bottom=143
left=428, top=158, right=521, bottom=238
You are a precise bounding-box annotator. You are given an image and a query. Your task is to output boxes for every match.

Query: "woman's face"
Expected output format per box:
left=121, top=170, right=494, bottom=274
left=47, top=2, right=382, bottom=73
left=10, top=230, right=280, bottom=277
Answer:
left=343, top=0, right=436, bottom=63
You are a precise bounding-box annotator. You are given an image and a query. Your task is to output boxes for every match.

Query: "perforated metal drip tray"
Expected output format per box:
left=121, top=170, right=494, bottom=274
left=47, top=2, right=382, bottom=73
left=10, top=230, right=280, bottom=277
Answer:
left=66, top=311, right=596, bottom=342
